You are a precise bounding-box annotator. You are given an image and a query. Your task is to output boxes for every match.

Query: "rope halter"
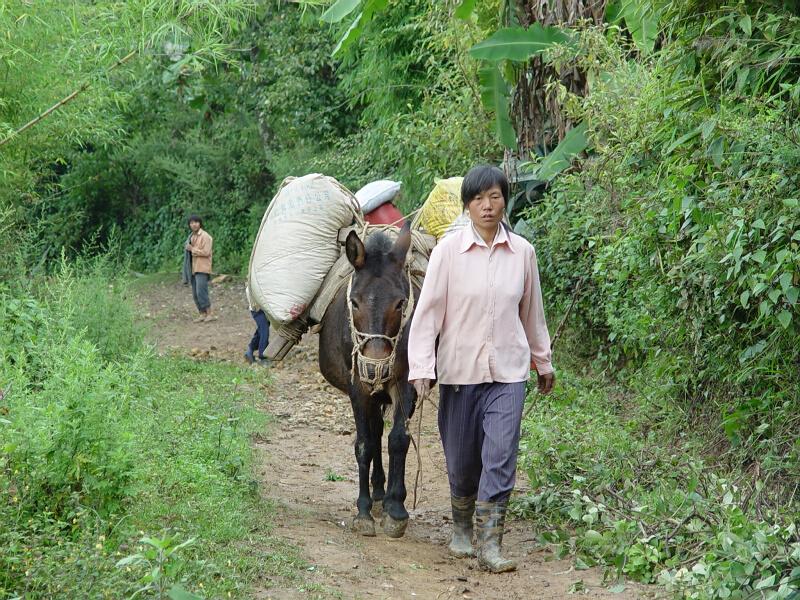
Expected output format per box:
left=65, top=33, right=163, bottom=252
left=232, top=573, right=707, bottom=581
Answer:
left=346, top=268, right=415, bottom=395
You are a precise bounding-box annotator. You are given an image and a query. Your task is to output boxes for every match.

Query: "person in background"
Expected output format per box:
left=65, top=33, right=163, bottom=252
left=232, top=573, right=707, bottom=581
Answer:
left=185, top=215, right=216, bottom=323
left=245, top=283, right=271, bottom=366
left=408, top=165, right=555, bottom=573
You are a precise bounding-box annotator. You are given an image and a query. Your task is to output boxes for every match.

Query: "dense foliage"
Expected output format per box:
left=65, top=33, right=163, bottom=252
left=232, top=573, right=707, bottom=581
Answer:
left=514, top=3, right=800, bottom=597
left=8, top=1, right=498, bottom=273
left=2, top=0, right=800, bottom=598
left=0, top=260, right=294, bottom=598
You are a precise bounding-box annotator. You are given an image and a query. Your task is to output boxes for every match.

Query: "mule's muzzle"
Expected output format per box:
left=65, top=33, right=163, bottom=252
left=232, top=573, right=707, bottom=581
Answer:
left=356, top=354, right=393, bottom=395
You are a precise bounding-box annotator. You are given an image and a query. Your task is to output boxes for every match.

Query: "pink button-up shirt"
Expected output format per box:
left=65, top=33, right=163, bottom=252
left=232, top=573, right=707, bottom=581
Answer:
left=408, top=223, right=553, bottom=385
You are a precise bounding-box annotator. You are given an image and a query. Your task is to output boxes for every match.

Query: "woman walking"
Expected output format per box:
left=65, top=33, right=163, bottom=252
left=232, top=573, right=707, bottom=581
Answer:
left=408, top=165, right=555, bottom=573
left=185, top=215, right=215, bottom=322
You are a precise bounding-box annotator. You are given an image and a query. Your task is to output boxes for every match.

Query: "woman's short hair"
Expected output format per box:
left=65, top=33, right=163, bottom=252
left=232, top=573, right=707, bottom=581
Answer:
left=461, top=165, right=509, bottom=208
left=187, top=214, right=203, bottom=227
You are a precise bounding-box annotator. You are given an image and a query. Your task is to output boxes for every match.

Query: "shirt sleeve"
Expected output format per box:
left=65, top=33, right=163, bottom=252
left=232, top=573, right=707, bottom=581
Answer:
left=191, top=232, right=212, bottom=258
left=408, top=244, right=448, bottom=381
left=520, top=246, right=554, bottom=375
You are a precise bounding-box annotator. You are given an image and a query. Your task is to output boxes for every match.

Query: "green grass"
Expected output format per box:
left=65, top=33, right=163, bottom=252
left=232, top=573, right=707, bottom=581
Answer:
left=0, top=262, right=327, bottom=599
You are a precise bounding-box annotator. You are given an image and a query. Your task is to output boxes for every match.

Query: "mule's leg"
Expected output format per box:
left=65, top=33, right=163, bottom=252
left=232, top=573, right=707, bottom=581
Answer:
left=370, top=407, right=386, bottom=511
left=351, top=391, right=378, bottom=537
left=382, top=381, right=415, bottom=538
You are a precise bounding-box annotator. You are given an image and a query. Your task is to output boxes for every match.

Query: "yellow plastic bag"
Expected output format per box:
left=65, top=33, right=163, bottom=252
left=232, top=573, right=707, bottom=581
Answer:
left=418, top=177, right=464, bottom=239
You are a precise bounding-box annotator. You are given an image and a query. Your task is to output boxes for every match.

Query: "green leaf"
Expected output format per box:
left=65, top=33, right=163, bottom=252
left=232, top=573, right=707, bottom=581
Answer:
left=478, top=63, right=516, bottom=148
left=780, top=272, right=793, bottom=293
left=584, top=529, right=604, bottom=544
left=168, top=584, right=204, bottom=600
left=115, top=555, right=143, bottom=568
left=700, top=118, right=717, bottom=140
left=321, top=0, right=361, bottom=23
left=787, top=287, right=799, bottom=305
left=575, top=556, right=591, bottom=570
left=768, top=288, right=781, bottom=303
left=470, top=25, right=572, bottom=62
left=605, top=1, right=623, bottom=23
left=455, top=0, right=477, bottom=20
left=752, top=249, right=767, bottom=263
left=664, top=127, right=701, bottom=155
left=330, top=0, right=387, bottom=56
left=739, top=14, right=752, bottom=36
left=778, top=310, right=792, bottom=329
left=707, top=136, right=724, bottom=167
left=754, top=574, right=775, bottom=590
left=619, top=0, right=660, bottom=54
left=534, top=123, right=590, bottom=181
left=332, top=12, right=363, bottom=56
left=609, top=584, right=627, bottom=593
left=740, top=291, right=750, bottom=307
left=736, top=67, right=751, bottom=93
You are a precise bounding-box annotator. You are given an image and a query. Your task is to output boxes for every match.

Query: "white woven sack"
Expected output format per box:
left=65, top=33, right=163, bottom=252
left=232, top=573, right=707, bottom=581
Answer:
left=355, top=179, right=401, bottom=214
left=248, top=174, right=359, bottom=324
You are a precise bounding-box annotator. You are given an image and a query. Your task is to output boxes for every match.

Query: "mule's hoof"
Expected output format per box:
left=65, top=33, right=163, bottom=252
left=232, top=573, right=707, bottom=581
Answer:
left=371, top=499, right=383, bottom=518
left=352, top=516, right=376, bottom=537
left=381, top=514, right=409, bottom=538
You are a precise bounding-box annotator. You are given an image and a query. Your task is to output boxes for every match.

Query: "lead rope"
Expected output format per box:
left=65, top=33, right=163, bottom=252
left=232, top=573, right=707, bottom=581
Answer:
left=411, top=387, right=425, bottom=509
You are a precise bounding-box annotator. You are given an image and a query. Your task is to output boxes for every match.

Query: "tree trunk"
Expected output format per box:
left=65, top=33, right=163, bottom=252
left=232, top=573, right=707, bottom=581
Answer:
left=511, top=0, right=605, bottom=158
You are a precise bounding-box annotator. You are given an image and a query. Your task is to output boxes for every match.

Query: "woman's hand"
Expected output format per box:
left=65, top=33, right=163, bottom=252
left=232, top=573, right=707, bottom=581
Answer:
left=411, top=378, right=431, bottom=398
left=537, top=372, right=555, bottom=395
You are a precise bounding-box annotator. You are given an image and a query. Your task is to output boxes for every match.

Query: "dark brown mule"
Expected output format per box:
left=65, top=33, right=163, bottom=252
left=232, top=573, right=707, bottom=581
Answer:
left=318, top=223, right=419, bottom=537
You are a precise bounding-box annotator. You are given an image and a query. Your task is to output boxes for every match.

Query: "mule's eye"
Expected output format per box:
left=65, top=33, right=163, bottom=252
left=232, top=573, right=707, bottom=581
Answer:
left=351, top=299, right=360, bottom=311
left=394, top=300, right=404, bottom=313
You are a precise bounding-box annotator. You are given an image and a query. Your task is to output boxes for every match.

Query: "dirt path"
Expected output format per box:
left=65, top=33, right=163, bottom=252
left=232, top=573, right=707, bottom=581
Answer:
left=135, top=275, right=648, bottom=600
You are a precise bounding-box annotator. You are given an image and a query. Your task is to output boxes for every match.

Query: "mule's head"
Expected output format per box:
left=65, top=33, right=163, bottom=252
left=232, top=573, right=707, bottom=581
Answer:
left=345, top=223, right=413, bottom=388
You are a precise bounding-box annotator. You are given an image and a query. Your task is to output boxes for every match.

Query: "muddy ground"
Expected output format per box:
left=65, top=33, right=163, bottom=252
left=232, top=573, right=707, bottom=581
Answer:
left=135, top=274, right=650, bottom=600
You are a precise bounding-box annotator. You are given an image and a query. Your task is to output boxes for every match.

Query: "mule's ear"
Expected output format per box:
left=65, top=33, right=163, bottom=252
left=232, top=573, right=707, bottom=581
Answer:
left=345, top=231, right=366, bottom=270
left=390, top=221, right=412, bottom=266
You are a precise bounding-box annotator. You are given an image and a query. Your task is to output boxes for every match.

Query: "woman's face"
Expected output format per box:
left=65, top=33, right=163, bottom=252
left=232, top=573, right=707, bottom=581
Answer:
left=467, top=184, right=505, bottom=230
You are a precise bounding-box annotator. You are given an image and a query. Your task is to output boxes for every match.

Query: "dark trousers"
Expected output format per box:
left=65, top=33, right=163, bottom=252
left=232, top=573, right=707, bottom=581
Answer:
left=191, top=272, right=210, bottom=312
left=438, top=382, right=526, bottom=502
left=248, top=310, right=270, bottom=359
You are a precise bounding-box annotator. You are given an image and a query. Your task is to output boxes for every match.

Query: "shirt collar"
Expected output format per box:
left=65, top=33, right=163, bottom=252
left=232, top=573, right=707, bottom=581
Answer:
left=459, top=222, right=515, bottom=253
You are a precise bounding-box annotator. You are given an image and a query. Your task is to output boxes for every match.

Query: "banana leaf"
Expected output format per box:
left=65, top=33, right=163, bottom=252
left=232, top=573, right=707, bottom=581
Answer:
left=470, top=24, right=572, bottom=62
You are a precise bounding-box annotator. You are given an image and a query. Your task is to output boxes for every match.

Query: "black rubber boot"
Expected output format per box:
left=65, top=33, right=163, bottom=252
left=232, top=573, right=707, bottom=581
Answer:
left=475, top=500, right=517, bottom=573
left=449, top=494, right=476, bottom=557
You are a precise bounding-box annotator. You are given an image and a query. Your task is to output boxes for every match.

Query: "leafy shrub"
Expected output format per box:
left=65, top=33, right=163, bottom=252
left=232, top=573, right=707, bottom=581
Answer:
left=517, top=5, right=800, bottom=597
left=518, top=370, right=800, bottom=597
left=527, top=13, right=799, bottom=481
left=0, top=259, right=273, bottom=598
